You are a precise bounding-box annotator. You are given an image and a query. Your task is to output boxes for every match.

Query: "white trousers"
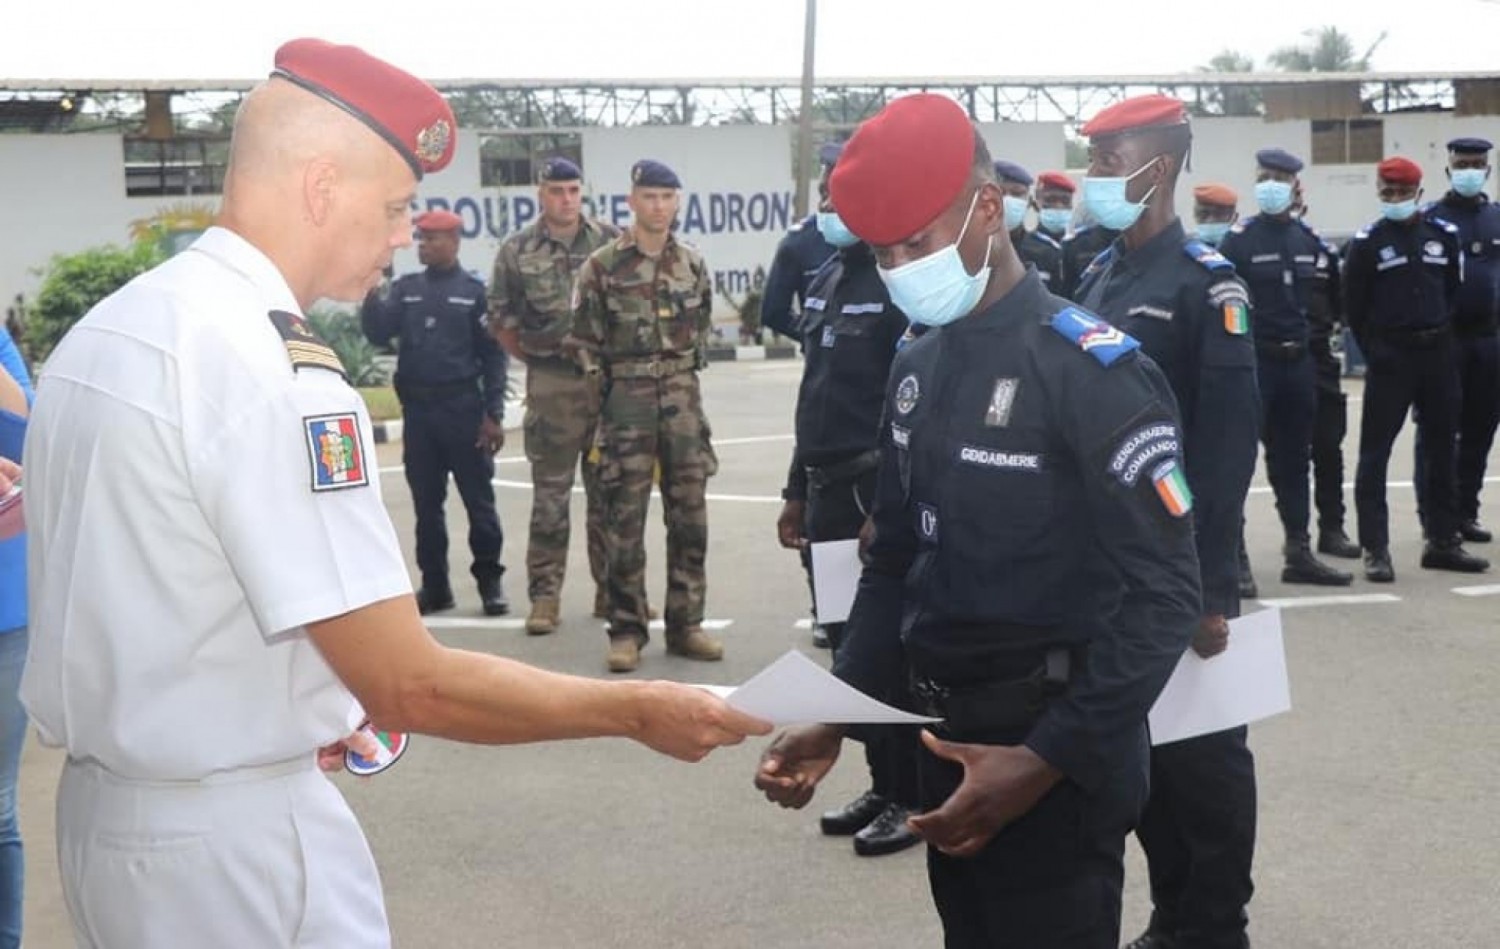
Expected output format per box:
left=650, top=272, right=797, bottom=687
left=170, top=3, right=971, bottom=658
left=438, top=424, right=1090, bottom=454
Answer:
left=57, top=757, right=390, bottom=948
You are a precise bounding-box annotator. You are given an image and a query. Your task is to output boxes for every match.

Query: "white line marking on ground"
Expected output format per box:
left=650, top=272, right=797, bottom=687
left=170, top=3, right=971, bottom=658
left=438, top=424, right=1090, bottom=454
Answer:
left=1256, top=593, right=1401, bottom=609
left=424, top=617, right=528, bottom=630
left=1452, top=584, right=1500, bottom=597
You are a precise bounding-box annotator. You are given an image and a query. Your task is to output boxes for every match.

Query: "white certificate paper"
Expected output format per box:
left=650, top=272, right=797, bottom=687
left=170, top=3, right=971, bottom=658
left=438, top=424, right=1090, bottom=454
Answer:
left=1148, top=608, right=1292, bottom=746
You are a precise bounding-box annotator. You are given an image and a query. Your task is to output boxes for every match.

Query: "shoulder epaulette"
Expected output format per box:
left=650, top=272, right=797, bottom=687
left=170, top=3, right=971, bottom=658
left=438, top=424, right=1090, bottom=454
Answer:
left=1031, top=230, right=1061, bottom=250
left=1429, top=215, right=1459, bottom=234
left=1047, top=306, right=1140, bottom=367
left=1082, top=245, right=1115, bottom=279
left=1352, top=227, right=1372, bottom=241
left=1183, top=239, right=1233, bottom=271
left=269, top=309, right=347, bottom=381
left=1064, top=225, right=1096, bottom=244
left=1228, top=218, right=1251, bottom=235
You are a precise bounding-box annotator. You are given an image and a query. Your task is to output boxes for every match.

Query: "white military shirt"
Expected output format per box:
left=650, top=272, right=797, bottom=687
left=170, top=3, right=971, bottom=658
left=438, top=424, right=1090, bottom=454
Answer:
left=22, top=226, right=413, bottom=781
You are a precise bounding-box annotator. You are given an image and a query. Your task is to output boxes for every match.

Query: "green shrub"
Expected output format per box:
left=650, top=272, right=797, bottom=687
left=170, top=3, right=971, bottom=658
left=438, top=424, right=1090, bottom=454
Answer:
left=25, top=242, right=166, bottom=362
left=305, top=306, right=390, bottom=387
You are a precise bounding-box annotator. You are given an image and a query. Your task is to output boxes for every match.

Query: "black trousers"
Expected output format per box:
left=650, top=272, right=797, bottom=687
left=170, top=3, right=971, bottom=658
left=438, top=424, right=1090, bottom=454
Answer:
left=922, top=721, right=1148, bottom=949
left=801, top=468, right=919, bottom=807
left=1310, top=341, right=1350, bottom=532
left=1136, top=726, right=1256, bottom=949
left=1256, top=351, right=1317, bottom=540
left=403, top=392, right=504, bottom=590
left=1414, top=332, right=1500, bottom=526
left=1356, top=336, right=1461, bottom=550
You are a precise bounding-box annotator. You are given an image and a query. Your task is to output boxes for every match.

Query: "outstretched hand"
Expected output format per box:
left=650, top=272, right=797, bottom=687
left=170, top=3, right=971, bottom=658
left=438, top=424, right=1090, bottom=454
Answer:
left=753, top=724, right=845, bottom=809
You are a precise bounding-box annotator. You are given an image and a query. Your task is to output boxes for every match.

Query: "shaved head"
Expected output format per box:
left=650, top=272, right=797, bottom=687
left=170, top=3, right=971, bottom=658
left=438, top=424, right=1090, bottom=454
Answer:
left=217, top=78, right=418, bottom=306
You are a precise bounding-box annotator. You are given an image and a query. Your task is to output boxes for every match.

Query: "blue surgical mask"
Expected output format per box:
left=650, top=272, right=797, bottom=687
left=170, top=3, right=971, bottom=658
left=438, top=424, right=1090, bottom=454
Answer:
left=1082, top=159, right=1160, bottom=232
left=1254, top=179, right=1294, bottom=215
left=816, top=211, right=860, bottom=248
left=1002, top=195, right=1029, bottom=232
left=1381, top=199, right=1419, bottom=222
left=1038, top=208, right=1072, bottom=235
left=1197, top=222, right=1232, bottom=246
left=878, top=190, right=992, bottom=328
left=1452, top=167, right=1488, bottom=198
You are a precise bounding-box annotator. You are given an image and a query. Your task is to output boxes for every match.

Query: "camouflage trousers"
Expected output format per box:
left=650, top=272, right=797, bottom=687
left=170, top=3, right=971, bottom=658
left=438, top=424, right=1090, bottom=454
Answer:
left=596, top=371, right=717, bottom=640
left=523, top=359, right=607, bottom=602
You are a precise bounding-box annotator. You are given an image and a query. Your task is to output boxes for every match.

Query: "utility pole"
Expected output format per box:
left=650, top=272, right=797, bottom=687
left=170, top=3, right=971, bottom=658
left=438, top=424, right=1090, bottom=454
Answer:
left=793, top=0, right=818, bottom=220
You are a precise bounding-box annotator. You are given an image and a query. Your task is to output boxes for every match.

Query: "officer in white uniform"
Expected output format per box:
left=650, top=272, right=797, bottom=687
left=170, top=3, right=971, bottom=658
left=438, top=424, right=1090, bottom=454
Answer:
left=21, top=38, right=768, bottom=949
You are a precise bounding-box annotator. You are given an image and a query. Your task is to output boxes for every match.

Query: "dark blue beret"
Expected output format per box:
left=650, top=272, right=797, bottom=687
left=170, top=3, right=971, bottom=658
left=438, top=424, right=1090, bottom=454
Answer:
left=539, top=157, right=581, bottom=182
left=631, top=159, right=681, bottom=189
left=818, top=142, right=845, bottom=167
left=1448, top=137, right=1493, bottom=154
left=993, top=159, right=1034, bottom=186
left=1255, top=147, right=1304, bottom=174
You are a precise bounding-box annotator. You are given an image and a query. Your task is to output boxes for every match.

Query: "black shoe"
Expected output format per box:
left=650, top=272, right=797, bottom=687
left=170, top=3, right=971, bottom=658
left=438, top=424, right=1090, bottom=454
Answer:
left=1421, top=541, right=1490, bottom=573
left=819, top=790, right=887, bottom=836
left=1281, top=543, right=1353, bottom=586
left=1122, top=933, right=1178, bottom=949
left=811, top=624, right=831, bottom=649
left=1363, top=548, right=1395, bottom=583
left=1317, top=528, right=1362, bottom=559
left=478, top=577, right=510, bottom=616
left=1460, top=520, right=1493, bottom=544
left=853, top=803, right=922, bottom=857
left=416, top=586, right=455, bottom=615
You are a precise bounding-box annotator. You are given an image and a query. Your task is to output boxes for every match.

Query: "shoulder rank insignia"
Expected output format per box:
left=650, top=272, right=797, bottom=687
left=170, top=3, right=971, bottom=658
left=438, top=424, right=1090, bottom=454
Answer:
left=1082, top=246, right=1115, bottom=279
left=1183, top=239, right=1233, bottom=271
left=1048, top=306, right=1140, bottom=367
left=1431, top=216, right=1459, bottom=234
left=269, top=310, right=347, bottom=382
left=1032, top=230, right=1062, bottom=250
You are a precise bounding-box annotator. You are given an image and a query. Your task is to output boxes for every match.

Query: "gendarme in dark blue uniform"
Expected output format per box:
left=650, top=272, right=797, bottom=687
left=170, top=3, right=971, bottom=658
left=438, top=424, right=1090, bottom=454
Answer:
left=1059, top=223, right=1119, bottom=301
left=1413, top=161, right=1500, bottom=540
left=1015, top=227, right=1064, bottom=291
left=1220, top=207, right=1352, bottom=583
left=783, top=241, right=918, bottom=855
left=1343, top=171, right=1483, bottom=575
left=1305, top=230, right=1360, bottom=552
left=836, top=270, right=1202, bottom=945
left=1077, top=224, right=1261, bottom=949
left=362, top=241, right=508, bottom=612
left=761, top=214, right=838, bottom=342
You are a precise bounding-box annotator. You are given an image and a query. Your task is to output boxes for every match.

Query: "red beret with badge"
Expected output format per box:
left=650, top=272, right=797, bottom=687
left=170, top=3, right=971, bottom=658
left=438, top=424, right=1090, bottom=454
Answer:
left=272, top=38, right=456, bottom=179
left=1082, top=94, right=1189, bottom=140
left=414, top=209, right=464, bottom=232
left=1036, top=171, right=1076, bottom=194
left=830, top=93, right=977, bottom=247
left=1377, top=156, right=1423, bottom=186
left=1192, top=183, right=1239, bottom=208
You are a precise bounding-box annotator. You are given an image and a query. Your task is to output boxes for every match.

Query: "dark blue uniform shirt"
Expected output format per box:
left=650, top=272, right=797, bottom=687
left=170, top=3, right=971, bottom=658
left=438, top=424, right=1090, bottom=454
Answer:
left=784, top=244, right=910, bottom=499
left=1076, top=220, right=1260, bottom=618
left=1014, top=227, right=1064, bottom=291
left=1427, top=192, right=1500, bottom=334
left=1219, top=214, right=1327, bottom=344
left=832, top=272, right=1201, bottom=791
left=1060, top=225, right=1120, bottom=300
left=1344, top=216, right=1462, bottom=339
left=361, top=264, right=508, bottom=419
left=760, top=214, right=838, bottom=339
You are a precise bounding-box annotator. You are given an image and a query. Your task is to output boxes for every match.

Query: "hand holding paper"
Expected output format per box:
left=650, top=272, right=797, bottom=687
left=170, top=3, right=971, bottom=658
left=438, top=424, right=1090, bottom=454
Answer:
left=1148, top=608, right=1292, bottom=746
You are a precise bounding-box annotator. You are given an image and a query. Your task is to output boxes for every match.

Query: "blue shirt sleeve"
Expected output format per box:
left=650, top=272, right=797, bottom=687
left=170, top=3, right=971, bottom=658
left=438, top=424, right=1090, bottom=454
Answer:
left=0, top=327, right=34, bottom=408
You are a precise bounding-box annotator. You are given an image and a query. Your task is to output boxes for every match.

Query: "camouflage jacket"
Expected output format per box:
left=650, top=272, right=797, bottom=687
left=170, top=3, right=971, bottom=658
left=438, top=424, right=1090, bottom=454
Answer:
left=489, top=216, right=620, bottom=358
left=566, top=229, right=713, bottom=367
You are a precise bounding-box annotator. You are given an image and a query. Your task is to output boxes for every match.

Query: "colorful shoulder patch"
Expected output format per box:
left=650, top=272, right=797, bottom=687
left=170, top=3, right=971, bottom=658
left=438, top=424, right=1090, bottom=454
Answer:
left=1151, top=459, right=1194, bottom=518
left=1183, top=239, right=1233, bottom=271
left=345, top=725, right=410, bottom=777
left=1221, top=297, right=1251, bottom=335
left=304, top=412, right=370, bottom=492
left=1048, top=307, right=1140, bottom=366
left=268, top=310, right=347, bottom=381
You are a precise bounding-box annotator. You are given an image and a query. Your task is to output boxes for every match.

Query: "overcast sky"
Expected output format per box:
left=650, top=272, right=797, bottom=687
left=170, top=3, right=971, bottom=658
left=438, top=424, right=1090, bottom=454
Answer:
left=7, top=0, right=1500, bottom=81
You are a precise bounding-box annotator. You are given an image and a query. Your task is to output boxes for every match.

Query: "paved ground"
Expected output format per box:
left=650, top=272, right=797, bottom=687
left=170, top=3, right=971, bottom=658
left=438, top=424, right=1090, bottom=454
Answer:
left=16, top=359, right=1500, bottom=947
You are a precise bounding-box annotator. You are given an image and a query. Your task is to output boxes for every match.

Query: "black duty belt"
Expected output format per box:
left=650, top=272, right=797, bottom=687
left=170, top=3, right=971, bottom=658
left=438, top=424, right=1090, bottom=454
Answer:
left=608, top=354, right=697, bottom=379
left=1255, top=339, right=1307, bottom=361
left=395, top=376, right=479, bottom=402
left=806, top=449, right=881, bottom=491
left=910, top=648, right=1072, bottom=728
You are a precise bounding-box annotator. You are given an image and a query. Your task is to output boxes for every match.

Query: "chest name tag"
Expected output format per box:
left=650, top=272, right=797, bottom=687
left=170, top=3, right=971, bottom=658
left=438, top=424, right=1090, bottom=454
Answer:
left=821, top=325, right=837, bottom=348
left=447, top=296, right=477, bottom=306
left=891, top=423, right=911, bottom=448
left=305, top=412, right=370, bottom=492
left=958, top=446, right=1042, bottom=471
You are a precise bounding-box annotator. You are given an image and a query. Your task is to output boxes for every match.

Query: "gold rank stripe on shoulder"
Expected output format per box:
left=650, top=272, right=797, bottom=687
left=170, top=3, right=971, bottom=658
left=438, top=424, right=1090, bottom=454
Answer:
left=268, top=309, right=348, bottom=381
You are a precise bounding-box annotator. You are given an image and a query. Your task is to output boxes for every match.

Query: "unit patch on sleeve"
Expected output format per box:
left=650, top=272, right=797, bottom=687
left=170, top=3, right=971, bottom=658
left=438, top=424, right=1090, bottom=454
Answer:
left=305, top=412, right=370, bottom=492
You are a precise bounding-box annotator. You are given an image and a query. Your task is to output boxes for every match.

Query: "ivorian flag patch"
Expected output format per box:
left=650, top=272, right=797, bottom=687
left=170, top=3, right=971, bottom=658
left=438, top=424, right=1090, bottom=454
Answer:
left=1152, top=460, right=1193, bottom=517
left=1223, top=299, right=1249, bottom=335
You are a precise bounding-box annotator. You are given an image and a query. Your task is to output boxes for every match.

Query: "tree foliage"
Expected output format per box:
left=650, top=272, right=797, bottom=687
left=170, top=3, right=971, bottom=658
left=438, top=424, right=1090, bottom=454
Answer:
left=1267, top=27, right=1386, bottom=72
left=24, top=242, right=166, bottom=362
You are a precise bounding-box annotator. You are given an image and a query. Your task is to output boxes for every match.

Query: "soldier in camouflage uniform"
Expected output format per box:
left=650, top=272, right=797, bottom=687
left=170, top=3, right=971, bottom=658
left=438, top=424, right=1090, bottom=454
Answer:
left=565, top=159, right=722, bottom=673
left=490, top=157, right=621, bottom=635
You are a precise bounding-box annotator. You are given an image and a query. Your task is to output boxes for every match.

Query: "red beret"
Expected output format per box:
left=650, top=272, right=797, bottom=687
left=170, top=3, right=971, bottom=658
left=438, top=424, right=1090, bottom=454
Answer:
left=414, top=209, right=463, bottom=231
left=272, top=38, right=456, bottom=179
left=829, top=94, right=976, bottom=246
left=1377, top=156, right=1423, bottom=186
left=1036, top=171, right=1076, bottom=194
left=1192, top=183, right=1238, bottom=208
left=1082, top=94, right=1188, bottom=140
